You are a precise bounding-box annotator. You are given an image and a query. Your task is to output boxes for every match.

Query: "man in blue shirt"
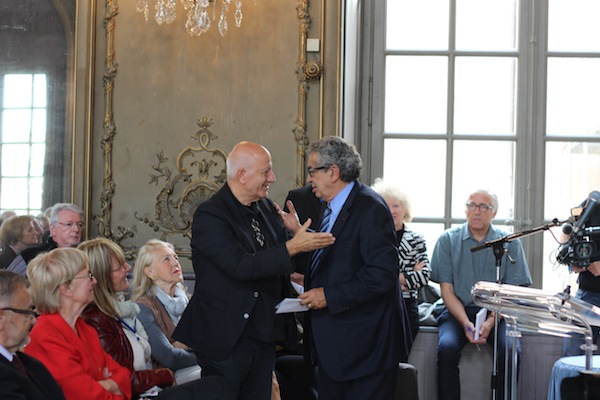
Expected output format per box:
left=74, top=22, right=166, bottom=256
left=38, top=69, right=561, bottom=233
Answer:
left=431, top=189, right=532, bottom=400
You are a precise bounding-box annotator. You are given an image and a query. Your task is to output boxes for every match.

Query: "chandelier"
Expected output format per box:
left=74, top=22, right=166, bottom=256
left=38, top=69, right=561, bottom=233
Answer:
left=136, top=0, right=256, bottom=37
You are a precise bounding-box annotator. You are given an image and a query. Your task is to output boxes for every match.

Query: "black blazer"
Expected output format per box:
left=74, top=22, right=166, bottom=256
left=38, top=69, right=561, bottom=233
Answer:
left=0, top=351, right=66, bottom=400
left=303, top=182, right=411, bottom=381
left=284, top=184, right=323, bottom=231
left=174, top=183, right=297, bottom=360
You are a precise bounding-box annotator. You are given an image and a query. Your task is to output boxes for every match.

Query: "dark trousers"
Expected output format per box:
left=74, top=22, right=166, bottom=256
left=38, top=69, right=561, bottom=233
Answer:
left=199, top=337, right=275, bottom=400
left=437, top=307, right=519, bottom=400
left=317, top=363, right=398, bottom=400
left=404, top=296, right=420, bottom=343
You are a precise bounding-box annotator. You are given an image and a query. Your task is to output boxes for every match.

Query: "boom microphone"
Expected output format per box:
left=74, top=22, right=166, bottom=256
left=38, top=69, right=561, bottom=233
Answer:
left=572, top=191, right=600, bottom=234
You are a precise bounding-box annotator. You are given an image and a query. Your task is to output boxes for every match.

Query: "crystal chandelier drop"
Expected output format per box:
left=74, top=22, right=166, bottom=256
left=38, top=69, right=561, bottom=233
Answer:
left=136, top=0, right=256, bottom=37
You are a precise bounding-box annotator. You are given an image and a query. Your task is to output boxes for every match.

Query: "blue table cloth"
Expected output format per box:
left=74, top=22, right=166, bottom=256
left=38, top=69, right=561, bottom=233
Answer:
left=547, top=355, right=600, bottom=400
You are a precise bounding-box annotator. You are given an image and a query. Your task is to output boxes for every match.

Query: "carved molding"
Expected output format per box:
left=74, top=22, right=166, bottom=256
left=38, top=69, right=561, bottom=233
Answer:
left=293, top=0, right=312, bottom=188
left=95, top=0, right=135, bottom=245
left=134, top=118, right=227, bottom=245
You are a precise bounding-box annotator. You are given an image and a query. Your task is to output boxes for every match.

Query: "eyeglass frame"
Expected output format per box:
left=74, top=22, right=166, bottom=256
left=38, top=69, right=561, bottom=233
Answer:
left=0, top=306, right=39, bottom=318
left=56, top=221, right=85, bottom=230
left=465, top=202, right=495, bottom=212
left=307, top=166, right=328, bottom=178
left=72, top=271, right=94, bottom=281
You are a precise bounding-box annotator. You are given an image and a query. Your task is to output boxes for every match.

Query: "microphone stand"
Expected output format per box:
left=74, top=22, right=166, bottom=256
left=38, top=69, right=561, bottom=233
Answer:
left=471, top=218, right=563, bottom=400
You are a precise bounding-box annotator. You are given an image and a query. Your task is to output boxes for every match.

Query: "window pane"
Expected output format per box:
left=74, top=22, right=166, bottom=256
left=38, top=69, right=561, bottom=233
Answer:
left=0, top=178, right=29, bottom=209
left=33, top=74, right=47, bottom=108
left=544, top=142, right=600, bottom=219
left=2, top=144, right=31, bottom=176
left=546, top=58, right=600, bottom=136
left=30, top=144, right=46, bottom=176
left=452, top=141, right=515, bottom=219
left=385, top=56, right=448, bottom=133
left=31, top=109, right=47, bottom=142
left=29, top=177, right=43, bottom=210
left=3, top=75, right=32, bottom=108
left=548, top=0, right=600, bottom=52
left=2, top=109, right=32, bottom=142
left=456, top=0, right=518, bottom=51
left=386, top=0, right=449, bottom=50
left=410, top=222, right=447, bottom=260
left=383, top=139, right=446, bottom=217
left=454, top=57, right=517, bottom=135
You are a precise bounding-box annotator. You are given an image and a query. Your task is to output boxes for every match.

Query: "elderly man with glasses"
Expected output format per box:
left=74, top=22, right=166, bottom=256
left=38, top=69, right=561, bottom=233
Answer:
left=7, top=203, right=84, bottom=276
left=430, top=189, right=532, bottom=400
left=0, top=270, right=66, bottom=399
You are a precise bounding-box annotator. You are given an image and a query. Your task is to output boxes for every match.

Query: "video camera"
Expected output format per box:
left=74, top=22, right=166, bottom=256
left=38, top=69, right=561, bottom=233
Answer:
left=556, top=191, right=600, bottom=268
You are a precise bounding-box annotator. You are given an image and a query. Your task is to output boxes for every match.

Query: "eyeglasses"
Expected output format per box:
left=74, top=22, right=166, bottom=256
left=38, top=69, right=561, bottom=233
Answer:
left=307, top=166, right=327, bottom=177
left=73, top=271, right=94, bottom=281
left=466, top=202, right=494, bottom=212
left=0, top=306, right=38, bottom=318
left=57, top=222, right=85, bottom=230
left=111, top=262, right=128, bottom=273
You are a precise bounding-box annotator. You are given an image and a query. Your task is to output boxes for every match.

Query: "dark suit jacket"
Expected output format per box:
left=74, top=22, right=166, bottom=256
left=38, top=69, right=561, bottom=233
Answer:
left=284, top=185, right=323, bottom=231
left=174, top=183, right=297, bottom=360
left=303, top=181, right=410, bottom=381
left=0, top=351, right=66, bottom=400
left=0, top=246, right=18, bottom=269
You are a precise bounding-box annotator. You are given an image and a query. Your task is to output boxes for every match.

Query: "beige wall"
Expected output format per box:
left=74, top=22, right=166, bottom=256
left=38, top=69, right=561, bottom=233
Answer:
left=74, top=0, right=342, bottom=264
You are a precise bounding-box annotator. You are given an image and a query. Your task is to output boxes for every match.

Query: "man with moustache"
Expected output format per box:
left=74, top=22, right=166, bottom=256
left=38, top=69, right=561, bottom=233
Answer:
left=174, top=141, right=335, bottom=400
left=0, top=270, right=66, bottom=399
left=282, top=136, right=410, bottom=399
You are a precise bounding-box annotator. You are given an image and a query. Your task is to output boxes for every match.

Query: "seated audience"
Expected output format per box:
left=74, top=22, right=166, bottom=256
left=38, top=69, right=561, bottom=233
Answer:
left=0, top=215, right=40, bottom=269
left=372, top=178, right=432, bottom=343
left=0, top=270, right=66, bottom=399
left=131, top=239, right=201, bottom=385
left=7, top=203, right=84, bottom=276
left=24, top=248, right=132, bottom=399
left=431, top=189, right=532, bottom=400
left=78, top=238, right=175, bottom=397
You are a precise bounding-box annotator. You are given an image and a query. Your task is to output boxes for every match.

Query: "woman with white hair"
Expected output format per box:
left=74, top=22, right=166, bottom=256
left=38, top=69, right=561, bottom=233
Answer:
left=131, top=239, right=201, bottom=385
left=372, top=178, right=432, bottom=344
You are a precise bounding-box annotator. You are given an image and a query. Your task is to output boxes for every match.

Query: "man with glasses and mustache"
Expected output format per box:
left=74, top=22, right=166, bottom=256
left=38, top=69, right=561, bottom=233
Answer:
left=431, top=189, right=532, bottom=400
left=7, top=203, right=84, bottom=276
left=0, top=270, right=66, bottom=399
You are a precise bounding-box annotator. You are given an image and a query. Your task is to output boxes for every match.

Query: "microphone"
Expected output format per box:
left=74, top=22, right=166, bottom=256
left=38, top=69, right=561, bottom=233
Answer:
left=572, top=191, right=600, bottom=234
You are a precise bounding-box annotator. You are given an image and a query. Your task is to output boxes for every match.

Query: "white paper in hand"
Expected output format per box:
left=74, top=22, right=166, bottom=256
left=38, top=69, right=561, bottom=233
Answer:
left=474, top=308, right=487, bottom=340
left=275, top=298, right=309, bottom=314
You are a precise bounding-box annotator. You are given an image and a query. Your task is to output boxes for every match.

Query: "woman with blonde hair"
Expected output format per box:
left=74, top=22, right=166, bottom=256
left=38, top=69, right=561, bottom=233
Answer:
left=24, top=248, right=132, bottom=400
left=78, top=238, right=174, bottom=398
left=131, top=239, right=201, bottom=385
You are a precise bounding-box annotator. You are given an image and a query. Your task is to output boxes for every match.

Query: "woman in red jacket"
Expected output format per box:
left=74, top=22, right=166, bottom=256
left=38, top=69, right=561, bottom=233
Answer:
left=24, top=248, right=132, bottom=400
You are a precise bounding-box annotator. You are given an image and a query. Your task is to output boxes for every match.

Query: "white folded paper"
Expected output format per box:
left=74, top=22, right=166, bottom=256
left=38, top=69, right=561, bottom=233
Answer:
left=474, top=307, right=487, bottom=340
left=291, top=281, right=304, bottom=294
left=275, top=298, right=309, bottom=314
